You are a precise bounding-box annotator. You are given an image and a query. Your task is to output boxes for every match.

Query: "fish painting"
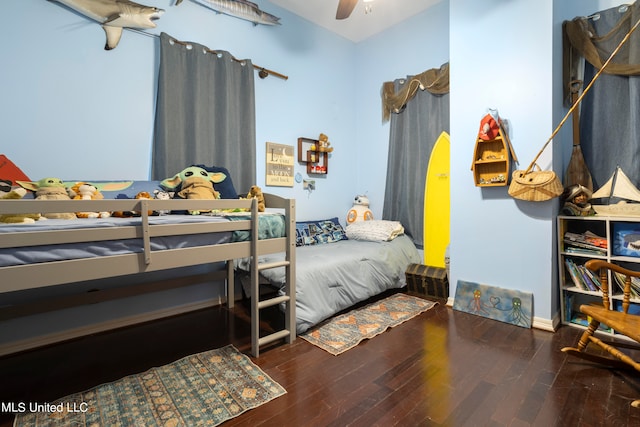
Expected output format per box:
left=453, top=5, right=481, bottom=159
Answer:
left=48, top=0, right=164, bottom=50
left=176, top=0, right=281, bottom=26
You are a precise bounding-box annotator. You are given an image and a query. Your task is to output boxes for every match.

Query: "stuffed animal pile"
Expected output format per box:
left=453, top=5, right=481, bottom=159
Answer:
left=113, top=191, right=154, bottom=217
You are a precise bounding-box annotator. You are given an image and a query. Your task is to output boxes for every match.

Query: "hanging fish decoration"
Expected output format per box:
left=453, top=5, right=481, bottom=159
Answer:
left=49, top=0, right=164, bottom=50
left=175, top=0, right=281, bottom=26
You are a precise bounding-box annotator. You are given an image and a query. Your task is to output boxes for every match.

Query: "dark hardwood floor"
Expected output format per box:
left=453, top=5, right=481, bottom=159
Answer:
left=2, top=290, right=640, bottom=426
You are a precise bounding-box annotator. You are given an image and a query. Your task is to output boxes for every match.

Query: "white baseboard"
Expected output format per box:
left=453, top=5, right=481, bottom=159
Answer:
left=0, top=299, right=221, bottom=357
left=532, top=315, right=558, bottom=332
left=447, top=297, right=560, bottom=332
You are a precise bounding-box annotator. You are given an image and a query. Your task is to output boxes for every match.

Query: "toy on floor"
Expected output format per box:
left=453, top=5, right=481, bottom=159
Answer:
left=246, top=185, right=265, bottom=212
left=0, top=187, right=43, bottom=224
left=161, top=166, right=227, bottom=214
left=17, top=177, right=77, bottom=219
left=346, top=194, right=373, bottom=224
left=67, top=182, right=111, bottom=218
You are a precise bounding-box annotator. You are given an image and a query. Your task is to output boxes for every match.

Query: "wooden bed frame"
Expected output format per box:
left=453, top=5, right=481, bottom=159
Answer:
left=0, top=194, right=296, bottom=357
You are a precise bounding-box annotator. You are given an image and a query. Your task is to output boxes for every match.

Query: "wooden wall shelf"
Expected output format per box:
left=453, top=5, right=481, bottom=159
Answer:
left=298, top=137, right=329, bottom=175
left=471, top=127, right=510, bottom=187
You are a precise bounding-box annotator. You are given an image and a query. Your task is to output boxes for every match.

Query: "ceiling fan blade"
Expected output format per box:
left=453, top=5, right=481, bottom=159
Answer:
left=336, top=0, right=358, bottom=20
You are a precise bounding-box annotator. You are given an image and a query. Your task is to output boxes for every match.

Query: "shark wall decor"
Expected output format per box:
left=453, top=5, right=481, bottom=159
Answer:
left=175, top=0, right=281, bottom=26
left=49, top=0, right=164, bottom=50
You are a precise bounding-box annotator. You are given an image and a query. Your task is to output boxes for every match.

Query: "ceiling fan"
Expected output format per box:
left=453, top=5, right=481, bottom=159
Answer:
left=336, top=0, right=374, bottom=20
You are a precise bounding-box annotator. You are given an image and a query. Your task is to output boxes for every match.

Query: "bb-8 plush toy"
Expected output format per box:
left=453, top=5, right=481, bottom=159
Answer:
left=346, top=195, right=374, bottom=224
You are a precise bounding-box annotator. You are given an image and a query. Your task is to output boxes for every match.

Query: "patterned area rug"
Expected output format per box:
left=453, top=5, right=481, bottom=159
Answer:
left=301, top=293, right=437, bottom=355
left=14, top=345, right=286, bottom=427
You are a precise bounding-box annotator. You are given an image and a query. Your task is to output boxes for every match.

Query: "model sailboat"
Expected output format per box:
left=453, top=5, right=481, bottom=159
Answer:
left=591, top=166, right=640, bottom=216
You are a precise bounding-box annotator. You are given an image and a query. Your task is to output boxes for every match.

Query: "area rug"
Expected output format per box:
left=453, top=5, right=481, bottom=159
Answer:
left=301, top=293, right=437, bottom=355
left=13, top=344, right=286, bottom=427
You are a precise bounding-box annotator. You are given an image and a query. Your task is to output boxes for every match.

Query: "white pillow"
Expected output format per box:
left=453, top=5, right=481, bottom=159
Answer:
left=346, top=220, right=404, bottom=241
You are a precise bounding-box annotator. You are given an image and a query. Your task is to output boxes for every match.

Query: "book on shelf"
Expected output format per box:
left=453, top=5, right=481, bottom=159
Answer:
left=613, top=271, right=640, bottom=299
left=583, top=266, right=602, bottom=290
left=564, top=231, right=607, bottom=254
left=564, top=246, right=605, bottom=256
left=578, top=264, right=599, bottom=291
left=565, top=292, right=573, bottom=322
left=570, top=313, right=612, bottom=332
left=564, top=258, right=602, bottom=291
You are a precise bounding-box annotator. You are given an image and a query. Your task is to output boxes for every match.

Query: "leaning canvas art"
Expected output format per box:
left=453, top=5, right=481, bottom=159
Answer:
left=453, top=280, right=533, bottom=328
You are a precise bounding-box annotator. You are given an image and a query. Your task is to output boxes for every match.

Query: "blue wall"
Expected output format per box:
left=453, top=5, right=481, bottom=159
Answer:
left=0, top=1, right=450, bottom=221
left=0, top=0, right=451, bottom=347
left=449, top=0, right=621, bottom=329
left=0, top=0, right=625, bottom=346
left=1, top=0, right=360, bottom=221
left=355, top=1, right=450, bottom=218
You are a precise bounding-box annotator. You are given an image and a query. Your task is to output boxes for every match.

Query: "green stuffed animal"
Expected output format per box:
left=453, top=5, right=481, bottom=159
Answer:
left=17, top=177, right=76, bottom=219
left=161, top=166, right=227, bottom=214
left=18, top=178, right=133, bottom=219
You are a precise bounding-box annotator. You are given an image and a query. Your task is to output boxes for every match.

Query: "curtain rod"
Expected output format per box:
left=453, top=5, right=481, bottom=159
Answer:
left=126, top=28, right=288, bottom=81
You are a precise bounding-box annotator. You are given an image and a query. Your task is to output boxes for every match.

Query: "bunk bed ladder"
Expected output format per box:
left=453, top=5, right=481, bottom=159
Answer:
left=250, top=197, right=296, bottom=357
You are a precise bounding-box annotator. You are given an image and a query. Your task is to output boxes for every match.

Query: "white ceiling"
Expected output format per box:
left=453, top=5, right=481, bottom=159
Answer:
left=268, top=0, right=443, bottom=43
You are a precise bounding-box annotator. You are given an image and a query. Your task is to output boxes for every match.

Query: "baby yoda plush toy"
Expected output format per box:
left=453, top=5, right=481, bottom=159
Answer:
left=161, top=166, right=227, bottom=214
left=17, top=177, right=76, bottom=219
left=0, top=187, right=43, bottom=224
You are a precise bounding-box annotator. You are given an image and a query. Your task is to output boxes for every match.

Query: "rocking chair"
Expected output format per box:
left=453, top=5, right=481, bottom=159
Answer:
left=562, top=259, right=640, bottom=407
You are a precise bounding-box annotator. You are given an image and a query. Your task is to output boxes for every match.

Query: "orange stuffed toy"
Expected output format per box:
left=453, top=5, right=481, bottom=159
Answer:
left=67, top=182, right=111, bottom=218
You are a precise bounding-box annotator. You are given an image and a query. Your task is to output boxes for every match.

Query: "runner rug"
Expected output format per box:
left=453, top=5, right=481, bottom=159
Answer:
left=13, top=344, right=286, bottom=427
left=301, top=293, right=437, bottom=355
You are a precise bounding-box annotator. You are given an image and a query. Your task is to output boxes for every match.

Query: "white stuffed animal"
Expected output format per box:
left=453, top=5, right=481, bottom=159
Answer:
left=346, top=195, right=373, bottom=224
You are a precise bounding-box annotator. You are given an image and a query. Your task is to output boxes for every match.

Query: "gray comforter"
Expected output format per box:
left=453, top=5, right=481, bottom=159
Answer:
left=236, top=234, right=421, bottom=333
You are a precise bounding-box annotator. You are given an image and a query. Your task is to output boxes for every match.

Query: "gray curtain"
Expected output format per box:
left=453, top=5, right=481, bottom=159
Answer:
left=152, top=32, right=256, bottom=193
left=382, top=70, right=450, bottom=249
left=566, top=5, right=640, bottom=191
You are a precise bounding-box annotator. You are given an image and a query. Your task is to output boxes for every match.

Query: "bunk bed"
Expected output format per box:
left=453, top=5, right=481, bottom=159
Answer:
left=0, top=194, right=296, bottom=358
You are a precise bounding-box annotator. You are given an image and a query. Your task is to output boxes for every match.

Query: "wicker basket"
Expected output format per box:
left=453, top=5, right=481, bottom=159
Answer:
left=508, top=167, right=563, bottom=201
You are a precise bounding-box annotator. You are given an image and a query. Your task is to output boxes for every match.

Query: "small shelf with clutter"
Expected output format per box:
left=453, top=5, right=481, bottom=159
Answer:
left=471, top=112, right=518, bottom=187
left=298, top=133, right=334, bottom=175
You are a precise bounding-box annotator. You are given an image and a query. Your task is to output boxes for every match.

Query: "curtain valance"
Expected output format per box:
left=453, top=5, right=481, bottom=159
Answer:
left=563, top=3, right=640, bottom=104
left=381, top=63, right=449, bottom=122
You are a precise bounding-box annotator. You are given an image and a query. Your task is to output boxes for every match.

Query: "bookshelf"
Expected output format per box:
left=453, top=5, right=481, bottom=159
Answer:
left=558, top=215, right=640, bottom=337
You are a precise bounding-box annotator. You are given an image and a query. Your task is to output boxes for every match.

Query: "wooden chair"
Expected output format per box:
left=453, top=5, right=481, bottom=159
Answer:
left=562, top=259, right=640, bottom=407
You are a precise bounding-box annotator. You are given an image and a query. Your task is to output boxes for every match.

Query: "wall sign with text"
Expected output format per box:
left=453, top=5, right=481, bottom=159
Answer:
left=265, top=142, right=294, bottom=187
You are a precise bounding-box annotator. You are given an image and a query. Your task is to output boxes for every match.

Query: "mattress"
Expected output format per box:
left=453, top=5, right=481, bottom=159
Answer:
left=0, top=213, right=286, bottom=268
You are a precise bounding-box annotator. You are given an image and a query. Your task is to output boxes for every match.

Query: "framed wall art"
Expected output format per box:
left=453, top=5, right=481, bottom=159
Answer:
left=265, top=142, right=294, bottom=187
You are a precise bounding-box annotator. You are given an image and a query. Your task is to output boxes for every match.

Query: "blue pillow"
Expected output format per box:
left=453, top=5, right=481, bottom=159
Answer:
left=295, top=217, right=348, bottom=247
left=99, top=181, right=164, bottom=199
left=191, top=164, right=238, bottom=199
